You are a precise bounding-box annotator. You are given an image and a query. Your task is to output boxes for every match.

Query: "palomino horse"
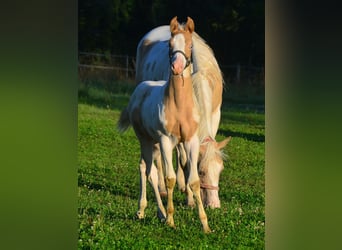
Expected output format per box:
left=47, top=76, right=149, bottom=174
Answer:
left=118, top=17, right=211, bottom=233
left=135, top=20, right=231, bottom=208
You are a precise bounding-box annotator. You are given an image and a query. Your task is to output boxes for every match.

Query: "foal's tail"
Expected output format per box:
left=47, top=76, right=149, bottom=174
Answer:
left=117, top=107, right=131, bottom=133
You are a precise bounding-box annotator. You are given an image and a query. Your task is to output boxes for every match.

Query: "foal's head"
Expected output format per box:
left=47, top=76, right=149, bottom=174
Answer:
left=199, top=137, right=231, bottom=208
left=169, top=16, right=194, bottom=75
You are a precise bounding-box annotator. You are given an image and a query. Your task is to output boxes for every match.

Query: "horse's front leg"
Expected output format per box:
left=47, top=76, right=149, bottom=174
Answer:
left=185, top=135, right=211, bottom=233
left=160, top=136, right=176, bottom=228
left=176, top=143, right=186, bottom=193
left=176, top=143, right=195, bottom=207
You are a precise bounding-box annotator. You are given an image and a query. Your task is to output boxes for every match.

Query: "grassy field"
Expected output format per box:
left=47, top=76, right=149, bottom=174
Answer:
left=78, top=82, right=265, bottom=249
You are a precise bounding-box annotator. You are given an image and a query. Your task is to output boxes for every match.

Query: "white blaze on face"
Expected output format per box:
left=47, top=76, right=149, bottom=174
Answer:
left=199, top=150, right=224, bottom=208
left=170, top=33, right=186, bottom=75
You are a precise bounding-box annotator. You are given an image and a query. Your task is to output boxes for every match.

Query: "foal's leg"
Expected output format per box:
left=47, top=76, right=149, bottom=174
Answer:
left=153, top=144, right=167, bottom=197
left=149, top=162, right=166, bottom=220
left=141, top=141, right=166, bottom=220
left=185, top=182, right=195, bottom=207
left=137, top=157, right=147, bottom=219
left=176, top=143, right=186, bottom=193
left=185, top=136, right=211, bottom=233
left=160, top=136, right=176, bottom=228
left=176, top=143, right=195, bottom=207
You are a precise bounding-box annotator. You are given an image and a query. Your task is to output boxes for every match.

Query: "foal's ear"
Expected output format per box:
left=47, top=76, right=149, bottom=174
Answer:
left=217, top=136, right=232, bottom=150
left=185, top=17, right=195, bottom=33
left=170, top=16, right=179, bottom=34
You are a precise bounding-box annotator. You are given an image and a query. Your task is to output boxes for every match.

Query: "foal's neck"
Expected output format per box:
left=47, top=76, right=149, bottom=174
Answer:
left=167, top=67, right=193, bottom=104
left=164, top=65, right=197, bottom=141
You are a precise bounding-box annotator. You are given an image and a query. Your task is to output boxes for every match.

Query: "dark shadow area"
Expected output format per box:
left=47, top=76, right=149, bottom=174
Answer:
left=220, top=112, right=265, bottom=127
left=218, top=128, right=265, bottom=142
left=78, top=174, right=138, bottom=200
left=222, top=103, right=265, bottom=113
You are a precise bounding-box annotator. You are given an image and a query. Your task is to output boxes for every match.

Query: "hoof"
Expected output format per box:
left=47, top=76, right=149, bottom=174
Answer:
left=136, top=211, right=145, bottom=219
left=167, top=222, right=176, bottom=229
left=186, top=199, right=196, bottom=208
left=203, top=227, right=212, bottom=234
left=178, top=185, right=186, bottom=193
left=157, top=209, right=166, bottom=221
left=166, top=217, right=175, bottom=229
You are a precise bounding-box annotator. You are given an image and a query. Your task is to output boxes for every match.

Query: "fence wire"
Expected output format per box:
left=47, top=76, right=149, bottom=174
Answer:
left=78, top=52, right=264, bottom=86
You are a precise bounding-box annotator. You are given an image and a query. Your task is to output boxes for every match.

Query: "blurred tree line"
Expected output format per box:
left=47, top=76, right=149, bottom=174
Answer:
left=79, top=0, right=264, bottom=67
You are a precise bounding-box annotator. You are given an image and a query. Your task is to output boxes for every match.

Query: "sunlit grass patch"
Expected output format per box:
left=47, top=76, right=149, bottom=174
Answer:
left=78, top=83, right=264, bottom=249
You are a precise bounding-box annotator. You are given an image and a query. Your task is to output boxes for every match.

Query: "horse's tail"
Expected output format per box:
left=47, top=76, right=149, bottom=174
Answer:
left=117, top=107, right=131, bottom=133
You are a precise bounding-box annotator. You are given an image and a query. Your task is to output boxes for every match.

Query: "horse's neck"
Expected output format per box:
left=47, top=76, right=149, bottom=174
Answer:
left=166, top=68, right=193, bottom=109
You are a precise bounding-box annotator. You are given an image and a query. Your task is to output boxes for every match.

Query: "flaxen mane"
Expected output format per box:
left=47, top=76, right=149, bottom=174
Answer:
left=191, top=32, right=224, bottom=141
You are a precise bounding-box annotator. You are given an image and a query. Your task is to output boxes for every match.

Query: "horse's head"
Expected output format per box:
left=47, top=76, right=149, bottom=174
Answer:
left=199, top=136, right=231, bottom=208
left=169, top=16, right=194, bottom=75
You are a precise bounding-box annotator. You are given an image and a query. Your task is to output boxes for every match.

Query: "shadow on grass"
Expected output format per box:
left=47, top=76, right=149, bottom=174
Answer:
left=78, top=174, right=138, bottom=200
left=218, top=128, right=265, bottom=142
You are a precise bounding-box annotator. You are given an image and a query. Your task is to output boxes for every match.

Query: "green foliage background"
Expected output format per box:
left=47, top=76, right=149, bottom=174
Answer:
left=79, top=0, right=264, bottom=67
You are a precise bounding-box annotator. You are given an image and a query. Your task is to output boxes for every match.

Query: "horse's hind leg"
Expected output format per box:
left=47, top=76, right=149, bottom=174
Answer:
left=143, top=141, right=166, bottom=220
left=137, top=157, right=148, bottom=219
left=136, top=139, right=154, bottom=219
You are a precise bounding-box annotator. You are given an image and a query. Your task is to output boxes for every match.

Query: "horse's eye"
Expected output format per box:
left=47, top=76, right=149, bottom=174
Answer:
left=199, top=170, right=205, bottom=177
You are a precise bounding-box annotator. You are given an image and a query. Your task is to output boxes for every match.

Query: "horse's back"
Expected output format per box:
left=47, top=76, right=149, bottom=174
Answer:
left=136, top=26, right=222, bottom=90
left=138, top=25, right=170, bottom=45
left=136, top=26, right=171, bottom=83
left=128, top=80, right=167, bottom=139
left=130, top=80, right=166, bottom=106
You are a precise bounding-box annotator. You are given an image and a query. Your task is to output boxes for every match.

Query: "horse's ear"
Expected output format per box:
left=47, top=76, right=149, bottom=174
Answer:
left=185, top=17, right=195, bottom=33
left=170, top=16, right=178, bottom=35
left=217, top=136, right=231, bottom=150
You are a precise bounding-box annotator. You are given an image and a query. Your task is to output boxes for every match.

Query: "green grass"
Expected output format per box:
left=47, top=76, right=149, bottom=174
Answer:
left=78, top=83, right=264, bottom=249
